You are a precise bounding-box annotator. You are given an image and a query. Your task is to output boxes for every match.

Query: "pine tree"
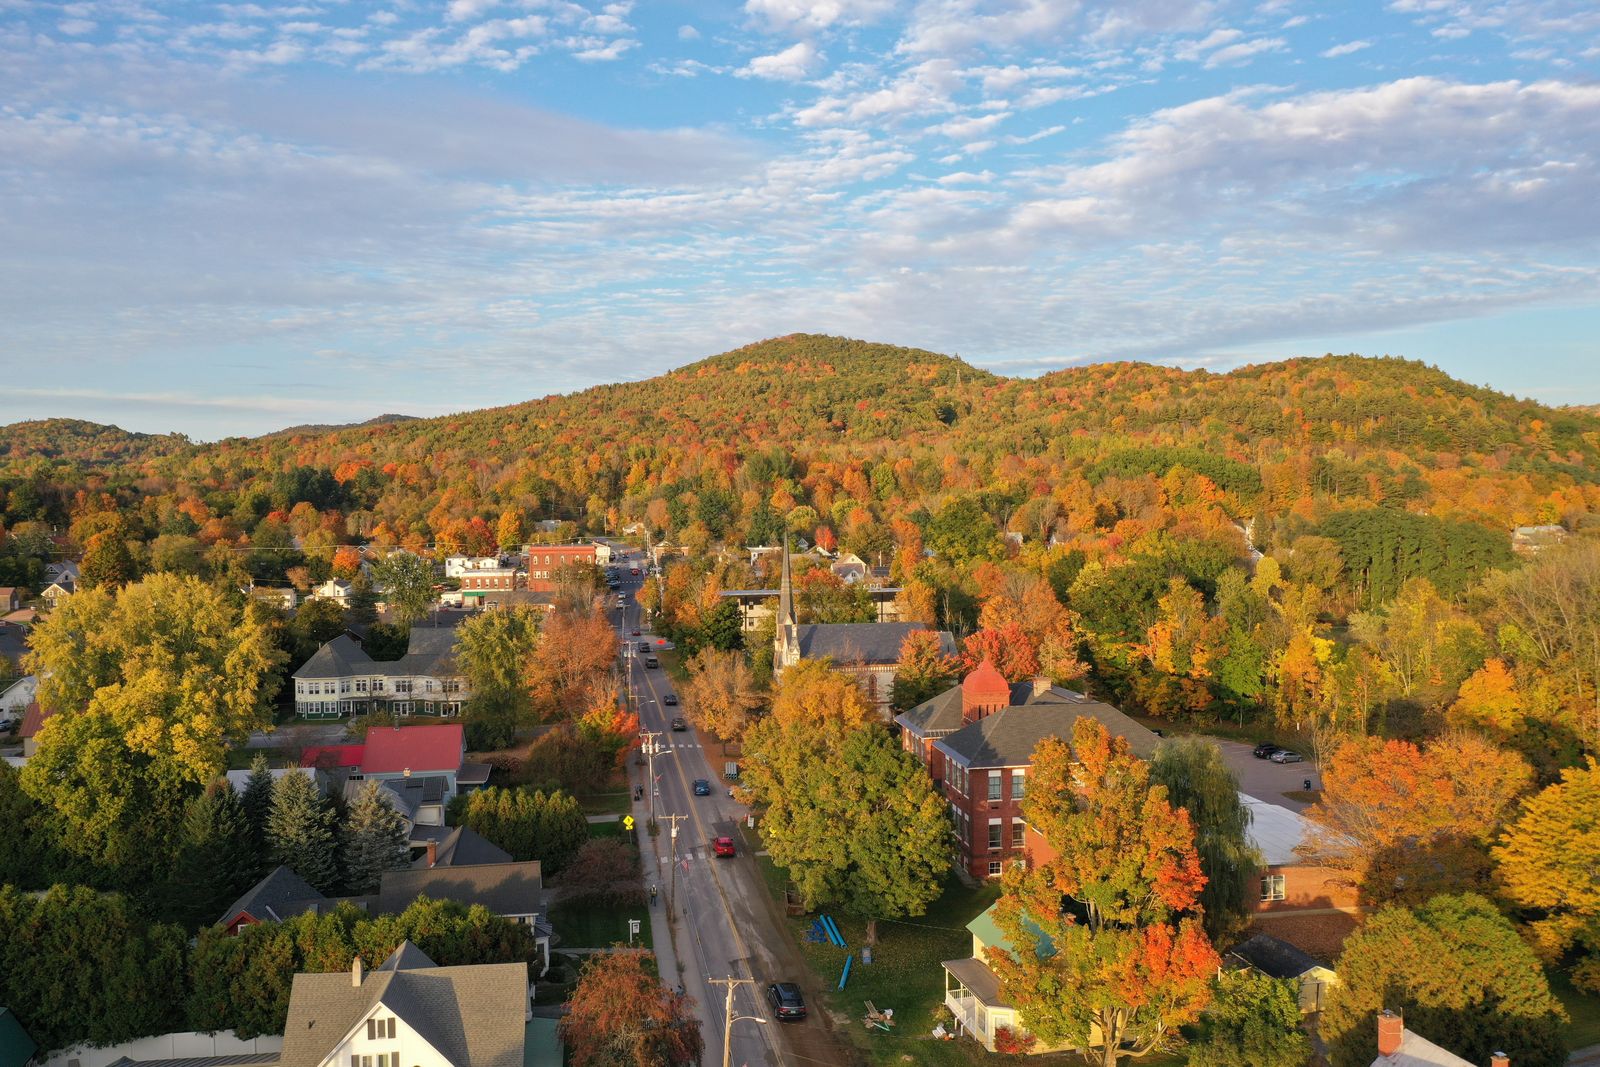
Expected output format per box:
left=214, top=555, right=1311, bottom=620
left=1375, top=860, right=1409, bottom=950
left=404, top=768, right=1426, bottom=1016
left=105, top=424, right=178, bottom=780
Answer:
left=241, top=752, right=275, bottom=847
left=343, top=782, right=411, bottom=893
left=169, top=780, right=261, bottom=929
left=266, top=770, right=339, bottom=892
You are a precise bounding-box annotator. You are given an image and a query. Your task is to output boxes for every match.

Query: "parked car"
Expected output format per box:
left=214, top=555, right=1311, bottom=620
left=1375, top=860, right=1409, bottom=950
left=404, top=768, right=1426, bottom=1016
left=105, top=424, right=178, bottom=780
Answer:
left=663, top=693, right=678, bottom=706
left=645, top=656, right=660, bottom=669
left=1252, top=742, right=1282, bottom=759
left=767, top=982, right=807, bottom=1020
left=631, top=628, right=641, bottom=636
left=693, top=778, right=712, bottom=796
left=671, top=716, right=687, bottom=731
left=1270, top=749, right=1305, bottom=764
left=713, top=836, right=736, bottom=857
left=631, top=567, right=641, bottom=575
left=638, top=641, right=651, bottom=653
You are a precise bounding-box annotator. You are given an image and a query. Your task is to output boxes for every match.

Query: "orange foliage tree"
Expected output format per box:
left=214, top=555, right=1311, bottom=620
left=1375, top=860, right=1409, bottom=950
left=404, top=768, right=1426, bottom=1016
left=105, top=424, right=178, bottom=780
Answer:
left=961, top=622, right=1040, bottom=681
left=559, top=950, right=703, bottom=1067
left=987, top=718, right=1217, bottom=1066
left=1301, top=733, right=1533, bottom=904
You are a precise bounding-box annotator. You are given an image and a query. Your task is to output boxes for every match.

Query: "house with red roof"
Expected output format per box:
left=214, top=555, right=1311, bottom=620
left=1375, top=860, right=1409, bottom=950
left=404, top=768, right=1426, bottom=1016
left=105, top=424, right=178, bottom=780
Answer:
left=300, top=723, right=490, bottom=819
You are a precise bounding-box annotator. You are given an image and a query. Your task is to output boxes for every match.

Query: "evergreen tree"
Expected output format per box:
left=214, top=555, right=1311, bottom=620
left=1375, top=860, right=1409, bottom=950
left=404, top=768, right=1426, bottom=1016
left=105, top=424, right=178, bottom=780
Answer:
left=1185, top=969, right=1309, bottom=1067
left=1149, top=738, right=1260, bottom=944
left=168, top=780, right=261, bottom=929
left=241, top=752, right=275, bottom=847
left=266, top=770, right=339, bottom=892
left=343, top=781, right=411, bottom=893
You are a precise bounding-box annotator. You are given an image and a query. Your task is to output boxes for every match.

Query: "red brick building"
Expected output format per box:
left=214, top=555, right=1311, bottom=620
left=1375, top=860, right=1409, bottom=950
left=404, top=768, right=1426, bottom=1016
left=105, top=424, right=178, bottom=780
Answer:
left=521, top=543, right=598, bottom=591
left=459, top=568, right=518, bottom=592
left=896, top=660, right=1160, bottom=880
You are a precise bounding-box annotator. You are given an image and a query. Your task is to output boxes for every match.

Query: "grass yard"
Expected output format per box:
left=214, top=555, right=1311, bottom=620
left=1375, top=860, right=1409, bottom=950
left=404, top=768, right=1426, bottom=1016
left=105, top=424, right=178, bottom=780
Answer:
left=227, top=745, right=292, bottom=769
left=577, top=790, right=632, bottom=816
left=1553, top=968, right=1600, bottom=1050
left=548, top=900, right=653, bottom=950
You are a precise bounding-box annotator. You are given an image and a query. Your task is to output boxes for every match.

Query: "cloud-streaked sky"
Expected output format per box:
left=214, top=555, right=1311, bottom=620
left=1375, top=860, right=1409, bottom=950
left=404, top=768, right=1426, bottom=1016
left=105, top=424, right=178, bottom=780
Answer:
left=3, top=0, right=1599, bottom=438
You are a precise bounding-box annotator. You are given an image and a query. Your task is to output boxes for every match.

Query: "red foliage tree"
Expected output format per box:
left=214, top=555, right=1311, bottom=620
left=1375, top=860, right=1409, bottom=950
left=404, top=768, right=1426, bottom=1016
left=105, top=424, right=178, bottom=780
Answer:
left=961, top=622, right=1040, bottom=681
left=559, top=950, right=702, bottom=1067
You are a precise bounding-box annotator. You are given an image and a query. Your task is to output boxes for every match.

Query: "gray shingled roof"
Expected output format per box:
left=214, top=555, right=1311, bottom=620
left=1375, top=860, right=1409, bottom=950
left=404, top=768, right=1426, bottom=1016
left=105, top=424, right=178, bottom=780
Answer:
left=411, top=825, right=514, bottom=868
left=219, top=865, right=327, bottom=926
left=934, top=699, right=1160, bottom=769
left=105, top=1054, right=279, bottom=1067
left=377, top=862, right=544, bottom=918
left=791, top=622, right=954, bottom=665
left=277, top=942, right=527, bottom=1067
left=895, top=685, right=964, bottom=737
left=294, top=626, right=460, bottom=681
left=1228, top=933, right=1325, bottom=979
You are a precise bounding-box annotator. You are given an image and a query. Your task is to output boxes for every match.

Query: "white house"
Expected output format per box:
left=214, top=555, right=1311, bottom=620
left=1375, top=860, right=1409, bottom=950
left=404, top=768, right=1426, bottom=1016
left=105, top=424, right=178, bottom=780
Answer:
left=443, top=555, right=506, bottom=578
left=292, top=628, right=467, bottom=718
left=309, top=578, right=354, bottom=606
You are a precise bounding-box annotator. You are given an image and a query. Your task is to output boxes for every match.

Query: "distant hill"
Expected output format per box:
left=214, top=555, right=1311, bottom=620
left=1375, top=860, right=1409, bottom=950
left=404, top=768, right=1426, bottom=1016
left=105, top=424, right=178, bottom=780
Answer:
left=0, top=418, right=190, bottom=466
left=261, top=414, right=421, bottom=439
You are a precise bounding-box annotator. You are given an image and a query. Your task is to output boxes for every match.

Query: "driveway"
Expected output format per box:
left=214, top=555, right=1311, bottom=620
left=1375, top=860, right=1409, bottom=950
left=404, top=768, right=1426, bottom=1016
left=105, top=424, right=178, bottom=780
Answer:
left=1212, top=738, right=1319, bottom=812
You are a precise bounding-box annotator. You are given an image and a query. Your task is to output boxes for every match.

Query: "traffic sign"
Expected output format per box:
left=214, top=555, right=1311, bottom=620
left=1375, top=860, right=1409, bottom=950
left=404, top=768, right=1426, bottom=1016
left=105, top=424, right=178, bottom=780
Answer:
left=622, top=815, right=635, bottom=831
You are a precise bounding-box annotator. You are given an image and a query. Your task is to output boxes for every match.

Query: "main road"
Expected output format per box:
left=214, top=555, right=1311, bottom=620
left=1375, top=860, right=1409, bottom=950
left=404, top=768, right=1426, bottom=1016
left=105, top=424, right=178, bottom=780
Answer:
left=609, top=550, right=854, bottom=1067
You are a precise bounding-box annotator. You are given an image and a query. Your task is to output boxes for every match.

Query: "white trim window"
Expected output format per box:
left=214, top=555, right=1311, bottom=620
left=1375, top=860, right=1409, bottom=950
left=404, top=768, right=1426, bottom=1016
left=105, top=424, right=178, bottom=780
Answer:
left=1260, top=873, right=1287, bottom=902
left=1011, top=768, right=1026, bottom=799
left=988, top=819, right=1003, bottom=852
left=988, top=860, right=1002, bottom=877
left=987, top=773, right=1002, bottom=803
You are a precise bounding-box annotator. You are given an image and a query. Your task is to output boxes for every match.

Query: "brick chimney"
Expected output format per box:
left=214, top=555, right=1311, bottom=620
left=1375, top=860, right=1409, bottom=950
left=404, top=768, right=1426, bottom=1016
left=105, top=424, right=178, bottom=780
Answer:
left=1491, top=1053, right=1509, bottom=1067
left=1030, top=676, right=1053, bottom=699
left=351, top=956, right=364, bottom=987
left=961, top=659, right=1012, bottom=724
left=1377, top=1010, right=1403, bottom=1057
left=426, top=839, right=438, bottom=868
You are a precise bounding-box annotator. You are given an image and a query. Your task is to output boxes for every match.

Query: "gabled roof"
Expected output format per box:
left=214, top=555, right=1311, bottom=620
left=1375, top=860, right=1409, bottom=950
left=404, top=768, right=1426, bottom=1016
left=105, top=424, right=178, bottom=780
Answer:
left=293, top=627, right=462, bottom=681
left=412, top=825, right=514, bottom=868
left=1240, top=793, right=1313, bottom=866
left=18, top=701, right=54, bottom=740
left=293, top=634, right=370, bottom=679
left=362, top=724, right=463, bottom=775
left=219, top=865, right=326, bottom=926
left=1228, top=933, right=1327, bottom=980
left=377, top=861, right=543, bottom=918
left=1372, top=1029, right=1477, bottom=1067
left=0, top=1006, right=38, bottom=1067
left=895, top=685, right=965, bottom=737
left=790, top=621, right=952, bottom=665
left=277, top=943, right=527, bottom=1067
left=934, top=699, right=1160, bottom=768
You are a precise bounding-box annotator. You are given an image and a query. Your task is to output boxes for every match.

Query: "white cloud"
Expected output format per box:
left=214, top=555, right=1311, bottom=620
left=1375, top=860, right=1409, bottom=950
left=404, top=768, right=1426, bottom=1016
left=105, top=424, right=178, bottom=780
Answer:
left=1204, top=36, right=1286, bottom=66
left=744, top=0, right=897, bottom=32
left=678, top=24, right=701, bottom=40
left=58, top=18, right=96, bottom=35
left=740, top=40, right=824, bottom=80
left=1322, top=39, right=1372, bottom=57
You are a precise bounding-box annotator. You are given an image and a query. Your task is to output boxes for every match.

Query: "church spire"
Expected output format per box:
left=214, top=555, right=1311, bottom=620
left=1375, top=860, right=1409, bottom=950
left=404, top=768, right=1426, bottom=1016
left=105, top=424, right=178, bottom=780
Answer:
left=778, top=533, right=795, bottom=629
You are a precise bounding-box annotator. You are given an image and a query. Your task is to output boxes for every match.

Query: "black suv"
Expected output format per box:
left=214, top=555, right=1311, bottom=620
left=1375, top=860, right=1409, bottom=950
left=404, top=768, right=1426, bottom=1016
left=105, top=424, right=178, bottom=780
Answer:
left=767, top=982, right=807, bottom=1020
left=1252, top=742, right=1282, bottom=759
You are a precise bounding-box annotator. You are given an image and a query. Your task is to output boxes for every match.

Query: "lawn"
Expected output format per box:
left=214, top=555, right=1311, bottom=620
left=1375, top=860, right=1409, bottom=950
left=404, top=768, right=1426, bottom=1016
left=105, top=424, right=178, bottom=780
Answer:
left=548, top=900, right=653, bottom=951
left=1553, top=968, right=1600, bottom=1050
left=577, top=790, right=632, bottom=816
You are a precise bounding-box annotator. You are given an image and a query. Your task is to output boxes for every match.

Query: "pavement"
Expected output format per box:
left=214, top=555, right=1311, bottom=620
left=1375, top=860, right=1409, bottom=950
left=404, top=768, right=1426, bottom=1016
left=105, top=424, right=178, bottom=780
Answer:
left=243, top=720, right=350, bottom=750
left=1571, top=1045, right=1600, bottom=1066
left=1212, top=737, right=1319, bottom=812
left=613, top=553, right=855, bottom=1067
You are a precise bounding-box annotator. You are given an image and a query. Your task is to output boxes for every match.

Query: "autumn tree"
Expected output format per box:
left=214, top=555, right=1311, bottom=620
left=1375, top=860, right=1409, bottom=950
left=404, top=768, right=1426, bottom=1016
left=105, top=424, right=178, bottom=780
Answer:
left=960, top=622, right=1040, bottom=681
left=1322, top=893, right=1565, bottom=1067
left=1149, top=738, right=1259, bottom=943
left=81, top=527, right=138, bottom=589
left=767, top=657, right=875, bottom=731
left=496, top=508, right=526, bottom=552
left=1349, top=577, right=1486, bottom=700
left=1301, top=733, right=1532, bottom=904
left=1493, top=758, right=1600, bottom=991
left=891, top=627, right=961, bottom=710
left=560, top=950, right=703, bottom=1067
left=373, top=550, right=436, bottom=626
left=682, top=647, right=762, bottom=741
left=527, top=604, right=619, bottom=713
left=22, top=575, right=285, bottom=877
left=987, top=718, right=1218, bottom=1067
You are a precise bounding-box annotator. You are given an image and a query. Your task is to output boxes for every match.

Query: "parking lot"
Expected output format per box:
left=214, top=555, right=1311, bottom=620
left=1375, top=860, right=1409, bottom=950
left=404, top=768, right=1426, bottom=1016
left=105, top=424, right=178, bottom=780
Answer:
left=1212, top=737, right=1320, bottom=812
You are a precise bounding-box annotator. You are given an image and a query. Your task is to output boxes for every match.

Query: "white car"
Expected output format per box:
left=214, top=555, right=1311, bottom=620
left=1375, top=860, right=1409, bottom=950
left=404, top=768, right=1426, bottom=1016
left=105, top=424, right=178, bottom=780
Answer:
left=1270, top=749, right=1305, bottom=764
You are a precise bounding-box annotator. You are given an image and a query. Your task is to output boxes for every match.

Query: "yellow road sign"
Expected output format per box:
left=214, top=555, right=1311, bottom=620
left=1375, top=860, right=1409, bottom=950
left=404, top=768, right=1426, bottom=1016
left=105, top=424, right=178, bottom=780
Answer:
left=622, top=815, right=635, bottom=831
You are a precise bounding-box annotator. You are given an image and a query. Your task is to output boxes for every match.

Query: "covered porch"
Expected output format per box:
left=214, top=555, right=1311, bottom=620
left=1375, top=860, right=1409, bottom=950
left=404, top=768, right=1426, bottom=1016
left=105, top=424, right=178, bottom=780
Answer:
left=942, top=957, right=1061, bottom=1054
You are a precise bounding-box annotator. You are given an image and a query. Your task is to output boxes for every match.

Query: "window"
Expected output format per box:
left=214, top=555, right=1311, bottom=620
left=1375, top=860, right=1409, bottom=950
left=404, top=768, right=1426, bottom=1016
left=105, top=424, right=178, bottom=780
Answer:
left=988, top=820, right=1003, bottom=851
left=393, top=679, right=413, bottom=694
left=988, top=861, right=1002, bottom=877
left=371, top=679, right=385, bottom=693
left=340, top=680, right=351, bottom=694
left=424, top=680, right=435, bottom=693
left=355, top=678, right=369, bottom=693
left=987, top=773, right=1002, bottom=803
left=1260, top=874, right=1286, bottom=902
left=1011, top=768, right=1026, bottom=799
left=1012, top=817, right=1026, bottom=848
left=366, top=1018, right=396, bottom=1040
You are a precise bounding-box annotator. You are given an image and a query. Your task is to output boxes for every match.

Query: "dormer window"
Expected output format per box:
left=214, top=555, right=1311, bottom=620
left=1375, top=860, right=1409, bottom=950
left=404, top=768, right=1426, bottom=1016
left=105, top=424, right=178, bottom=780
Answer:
left=366, top=1017, right=396, bottom=1040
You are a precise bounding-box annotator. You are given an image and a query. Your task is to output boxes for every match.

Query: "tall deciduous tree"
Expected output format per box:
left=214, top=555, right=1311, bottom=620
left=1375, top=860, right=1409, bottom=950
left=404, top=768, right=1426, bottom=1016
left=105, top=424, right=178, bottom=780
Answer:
left=80, top=528, right=138, bottom=589
left=1493, top=758, right=1600, bottom=991
left=343, top=781, right=411, bottom=893
left=560, top=950, right=703, bottom=1067
left=987, top=718, right=1218, bottom=1067
left=1322, top=893, right=1566, bottom=1067
left=373, top=550, right=435, bottom=626
left=22, top=575, right=285, bottom=876
left=767, top=658, right=876, bottom=732
left=1149, top=738, right=1259, bottom=944
left=456, top=605, right=541, bottom=748
left=266, top=770, right=340, bottom=892
left=682, top=647, right=762, bottom=741
left=960, top=622, right=1041, bottom=681
left=1184, top=969, right=1309, bottom=1067
left=167, top=780, right=261, bottom=930
left=891, top=628, right=960, bottom=710
left=1301, top=733, right=1532, bottom=904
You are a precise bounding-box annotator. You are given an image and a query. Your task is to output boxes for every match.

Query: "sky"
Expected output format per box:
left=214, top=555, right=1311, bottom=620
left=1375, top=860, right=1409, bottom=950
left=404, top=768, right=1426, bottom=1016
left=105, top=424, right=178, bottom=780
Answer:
left=2, top=0, right=1599, bottom=439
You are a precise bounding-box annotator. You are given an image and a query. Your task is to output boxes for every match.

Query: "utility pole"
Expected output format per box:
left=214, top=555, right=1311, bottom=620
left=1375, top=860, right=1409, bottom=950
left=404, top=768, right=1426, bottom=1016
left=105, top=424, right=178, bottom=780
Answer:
left=639, top=730, right=662, bottom=821
left=707, top=976, right=763, bottom=1067
left=658, top=812, right=689, bottom=915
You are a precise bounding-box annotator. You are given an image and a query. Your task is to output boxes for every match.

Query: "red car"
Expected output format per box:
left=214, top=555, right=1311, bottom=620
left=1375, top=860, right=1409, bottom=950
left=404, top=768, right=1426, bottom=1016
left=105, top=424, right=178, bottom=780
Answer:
left=631, top=628, right=641, bottom=636
left=713, top=836, right=736, bottom=857
left=630, top=567, right=640, bottom=575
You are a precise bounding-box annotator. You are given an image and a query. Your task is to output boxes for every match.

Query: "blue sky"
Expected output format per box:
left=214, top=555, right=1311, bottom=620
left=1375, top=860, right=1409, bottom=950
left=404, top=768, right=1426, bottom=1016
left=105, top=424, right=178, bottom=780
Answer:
left=2, top=0, right=1599, bottom=438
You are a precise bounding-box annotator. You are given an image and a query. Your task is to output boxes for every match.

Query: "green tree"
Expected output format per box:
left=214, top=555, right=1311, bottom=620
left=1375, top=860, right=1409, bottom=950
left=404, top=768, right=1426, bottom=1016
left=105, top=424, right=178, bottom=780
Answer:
left=461, top=786, right=587, bottom=874
left=266, top=770, right=340, bottom=892
left=986, top=718, right=1218, bottom=1067
left=742, top=714, right=949, bottom=943
left=241, top=752, right=276, bottom=847
left=22, top=575, right=285, bottom=876
left=347, top=572, right=380, bottom=630
left=148, top=533, right=205, bottom=576
left=1149, top=738, right=1260, bottom=944
left=1493, top=758, right=1600, bottom=990
left=456, top=606, right=540, bottom=749
left=374, top=550, right=436, bottom=626
left=694, top=599, right=744, bottom=652
left=926, top=496, right=999, bottom=563
left=167, top=780, right=262, bottom=930
left=1322, top=893, right=1565, bottom=1067
left=1185, top=969, right=1310, bottom=1067
left=0, top=884, right=187, bottom=1052
left=0, top=761, right=82, bottom=889
left=80, top=528, right=139, bottom=589
left=343, top=781, right=411, bottom=894
left=289, top=596, right=348, bottom=666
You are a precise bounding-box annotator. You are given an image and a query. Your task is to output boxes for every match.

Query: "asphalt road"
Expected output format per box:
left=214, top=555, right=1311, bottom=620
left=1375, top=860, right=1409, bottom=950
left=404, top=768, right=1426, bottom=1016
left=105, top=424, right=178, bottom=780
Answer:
left=612, top=552, right=854, bottom=1067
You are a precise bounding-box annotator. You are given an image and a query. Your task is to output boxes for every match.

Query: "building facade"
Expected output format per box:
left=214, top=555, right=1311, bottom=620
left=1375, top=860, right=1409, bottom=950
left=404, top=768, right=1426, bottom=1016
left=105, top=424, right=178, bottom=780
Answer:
left=292, top=628, right=467, bottom=718
left=520, top=543, right=598, bottom=591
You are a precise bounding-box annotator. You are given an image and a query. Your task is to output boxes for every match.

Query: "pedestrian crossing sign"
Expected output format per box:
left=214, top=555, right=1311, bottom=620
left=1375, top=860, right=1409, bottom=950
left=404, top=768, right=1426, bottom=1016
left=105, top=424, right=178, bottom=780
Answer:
left=623, top=815, right=635, bottom=831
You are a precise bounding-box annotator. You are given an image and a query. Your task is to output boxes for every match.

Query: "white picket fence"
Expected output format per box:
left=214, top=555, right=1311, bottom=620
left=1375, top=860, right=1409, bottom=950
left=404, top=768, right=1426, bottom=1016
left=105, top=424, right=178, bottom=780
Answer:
left=39, top=1031, right=282, bottom=1067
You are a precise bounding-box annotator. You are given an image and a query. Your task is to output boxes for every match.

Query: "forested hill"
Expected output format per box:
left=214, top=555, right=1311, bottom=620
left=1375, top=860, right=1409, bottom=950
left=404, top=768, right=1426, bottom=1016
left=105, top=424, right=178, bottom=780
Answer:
left=2, top=335, right=1599, bottom=557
